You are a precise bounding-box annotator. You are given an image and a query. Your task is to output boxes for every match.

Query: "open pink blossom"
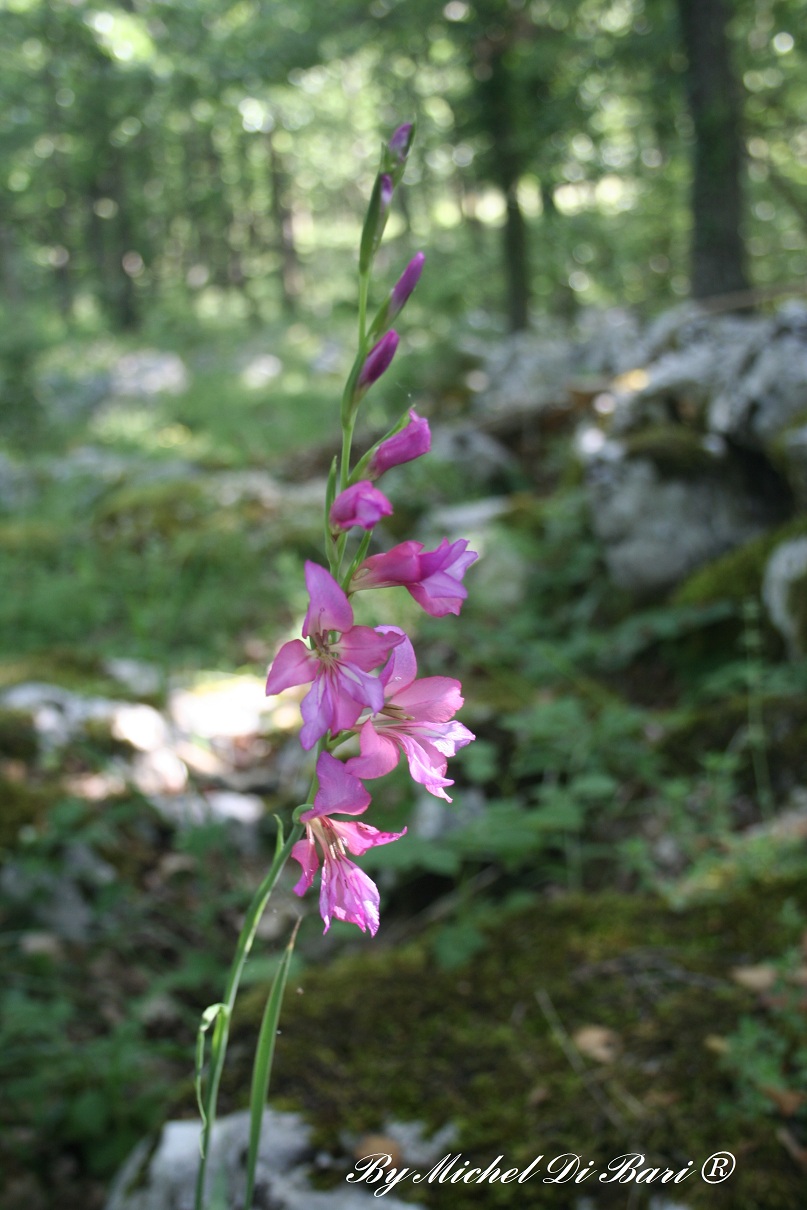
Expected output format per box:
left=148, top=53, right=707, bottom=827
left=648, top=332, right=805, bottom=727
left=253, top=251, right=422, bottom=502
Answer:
left=346, top=628, right=474, bottom=800
left=367, top=409, right=430, bottom=479
left=329, top=481, right=393, bottom=532
left=291, top=752, right=405, bottom=934
left=350, top=538, right=477, bottom=617
left=265, top=562, right=402, bottom=749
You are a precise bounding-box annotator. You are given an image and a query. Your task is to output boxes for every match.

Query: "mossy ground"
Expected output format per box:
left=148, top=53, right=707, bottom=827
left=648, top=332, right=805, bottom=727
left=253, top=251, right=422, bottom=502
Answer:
left=222, top=886, right=807, bottom=1210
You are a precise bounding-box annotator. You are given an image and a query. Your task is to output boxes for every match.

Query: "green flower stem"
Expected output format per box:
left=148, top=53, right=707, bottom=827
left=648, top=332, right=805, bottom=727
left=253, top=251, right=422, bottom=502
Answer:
left=194, top=820, right=303, bottom=1210
left=358, top=270, right=370, bottom=347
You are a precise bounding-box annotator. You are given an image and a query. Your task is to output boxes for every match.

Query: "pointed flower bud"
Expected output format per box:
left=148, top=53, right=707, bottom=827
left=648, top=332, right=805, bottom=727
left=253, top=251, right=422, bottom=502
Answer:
left=357, top=331, right=399, bottom=393
left=388, top=123, right=414, bottom=163
left=379, top=173, right=394, bottom=211
left=329, top=481, right=393, bottom=532
left=389, top=252, right=425, bottom=320
left=367, top=409, right=430, bottom=479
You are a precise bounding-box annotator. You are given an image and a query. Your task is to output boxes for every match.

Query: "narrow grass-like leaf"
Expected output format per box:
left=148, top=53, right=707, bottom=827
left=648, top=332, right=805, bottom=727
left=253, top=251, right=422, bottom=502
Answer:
left=195, top=1002, right=227, bottom=1141
left=244, top=919, right=301, bottom=1209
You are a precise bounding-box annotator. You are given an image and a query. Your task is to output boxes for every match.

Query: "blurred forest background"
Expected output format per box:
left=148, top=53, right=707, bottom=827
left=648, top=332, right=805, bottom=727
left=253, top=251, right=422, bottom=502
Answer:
left=3, top=1, right=807, bottom=1209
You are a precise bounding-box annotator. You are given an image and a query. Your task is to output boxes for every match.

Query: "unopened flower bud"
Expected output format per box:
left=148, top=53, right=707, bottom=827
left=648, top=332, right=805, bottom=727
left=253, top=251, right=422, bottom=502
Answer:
left=388, top=123, right=414, bottom=163
left=357, top=331, right=399, bottom=393
left=368, top=409, right=430, bottom=478
left=389, top=252, right=425, bottom=320
left=329, top=482, right=393, bottom=532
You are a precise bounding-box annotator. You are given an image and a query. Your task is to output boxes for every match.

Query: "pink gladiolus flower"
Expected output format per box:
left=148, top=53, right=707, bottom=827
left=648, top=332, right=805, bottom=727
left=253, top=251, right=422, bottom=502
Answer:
left=292, top=752, right=405, bottom=934
left=367, top=409, right=430, bottom=479
left=351, top=538, right=478, bottom=617
left=347, top=629, right=474, bottom=800
left=358, top=330, right=399, bottom=392
left=329, top=481, right=393, bottom=531
left=265, top=562, right=402, bottom=749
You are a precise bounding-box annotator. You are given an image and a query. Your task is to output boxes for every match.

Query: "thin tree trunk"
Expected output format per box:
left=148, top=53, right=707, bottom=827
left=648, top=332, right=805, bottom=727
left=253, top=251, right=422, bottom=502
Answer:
left=503, top=184, right=530, bottom=331
left=481, top=54, right=532, bottom=331
left=676, top=0, right=749, bottom=299
left=267, top=132, right=301, bottom=316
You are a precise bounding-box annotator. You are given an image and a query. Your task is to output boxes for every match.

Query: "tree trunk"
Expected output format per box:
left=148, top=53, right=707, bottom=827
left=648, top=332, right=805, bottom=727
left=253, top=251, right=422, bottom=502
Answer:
left=503, top=184, right=530, bottom=331
left=267, top=132, right=301, bottom=316
left=480, top=54, right=532, bottom=331
left=676, top=0, right=749, bottom=299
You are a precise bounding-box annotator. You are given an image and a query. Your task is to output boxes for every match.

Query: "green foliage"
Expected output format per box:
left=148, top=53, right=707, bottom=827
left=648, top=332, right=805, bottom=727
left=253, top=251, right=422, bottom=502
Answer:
left=722, top=902, right=807, bottom=1128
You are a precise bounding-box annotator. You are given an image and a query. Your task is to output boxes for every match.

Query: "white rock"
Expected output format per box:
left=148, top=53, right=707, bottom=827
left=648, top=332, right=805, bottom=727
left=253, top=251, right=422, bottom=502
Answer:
left=110, top=350, right=189, bottom=398
left=111, top=704, right=169, bottom=752
left=762, top=536, right=807, bottom=657
left=585, top=455, right=775, bottom=596
left=105, top=1109, right=421, bottom=1210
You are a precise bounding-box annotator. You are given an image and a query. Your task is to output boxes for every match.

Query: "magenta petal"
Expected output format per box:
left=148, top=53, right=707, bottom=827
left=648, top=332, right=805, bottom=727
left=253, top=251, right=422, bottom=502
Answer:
left=331, top=817, right=406, bottom=857
left=398, top=734, right=454, bottom=800
left=291, top=836, right=319, bottom=895
left=392, top=675, right=464, bottom=722
left=302, top=562, right=353, bottom=639
left=299, top=673, right=335, bottom=750
left=330, top=667, right=379, bottom=729
left=319, top=855, right=381, bottom=935
left=375, top=626, right=417, bottom=693
left=266, top=639, right=316, bottom=695
left=337, top=625, right=403, bottom=672
left=351, top=541, right=424, bottom=591
left=303, top=751, right=371, bottom=819
left=346, top=721, right=401, bottom=781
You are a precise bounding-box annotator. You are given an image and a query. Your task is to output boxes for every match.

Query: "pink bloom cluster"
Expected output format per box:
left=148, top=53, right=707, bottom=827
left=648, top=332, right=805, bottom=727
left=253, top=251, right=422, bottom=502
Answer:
left=265, top=128, right=476, bottom=935
left=265, top=534, right=476, bottom=933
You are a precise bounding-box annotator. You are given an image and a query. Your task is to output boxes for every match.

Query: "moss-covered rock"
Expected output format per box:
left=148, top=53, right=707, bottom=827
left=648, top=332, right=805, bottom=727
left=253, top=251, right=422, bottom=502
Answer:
left=0, top=776, right=60, bottom=849
left=0, top=650, right=132, bottom=699
left=0, top=708, right=38, bottom=761
left=675, top=516, right=807, bottom=609
left=218, top=887, right=807, bottom=1210
left=622, top=424, right=722, bottom=479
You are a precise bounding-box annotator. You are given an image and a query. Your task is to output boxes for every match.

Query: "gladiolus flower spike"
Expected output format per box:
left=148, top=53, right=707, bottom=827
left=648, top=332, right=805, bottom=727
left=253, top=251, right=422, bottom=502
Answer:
left=263, top=121, right=475, bottom=935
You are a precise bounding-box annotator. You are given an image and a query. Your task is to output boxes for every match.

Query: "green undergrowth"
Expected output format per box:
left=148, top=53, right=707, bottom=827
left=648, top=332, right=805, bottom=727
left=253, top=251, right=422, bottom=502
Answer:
left=223, top=885, right=807, bottom=1210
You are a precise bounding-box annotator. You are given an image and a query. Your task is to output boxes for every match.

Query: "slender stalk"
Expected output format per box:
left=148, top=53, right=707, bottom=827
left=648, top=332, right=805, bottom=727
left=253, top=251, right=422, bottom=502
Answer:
left=194, top=821, right=303, bottom=1210
left=358, top=270, right=370, bottom=346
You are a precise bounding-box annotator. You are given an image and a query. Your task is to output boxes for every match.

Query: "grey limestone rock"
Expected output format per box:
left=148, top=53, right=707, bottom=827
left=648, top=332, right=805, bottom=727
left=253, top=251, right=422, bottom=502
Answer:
left=585, top=450, right=776, bottom=596
left=762, top=535, right=807, bottom=658
left=105, top=1109, right=421, bottom=1210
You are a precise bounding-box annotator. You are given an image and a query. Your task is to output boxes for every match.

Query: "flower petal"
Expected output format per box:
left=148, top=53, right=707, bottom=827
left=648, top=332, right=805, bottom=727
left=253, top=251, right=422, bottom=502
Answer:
left=346, top=720, right=401, bottom=781
left=330, top=817, right=407, bottom=857
left=392, top=675, right=464, bottom=722
left=319, top=854, right=381, bottom=934
left=265, top=639, right=316, bottom=696
left=290, top=835, right=319, bottom=895
left=302, top=562, right=353, bottom=639
left=302, top=752, right=371, bottom=820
